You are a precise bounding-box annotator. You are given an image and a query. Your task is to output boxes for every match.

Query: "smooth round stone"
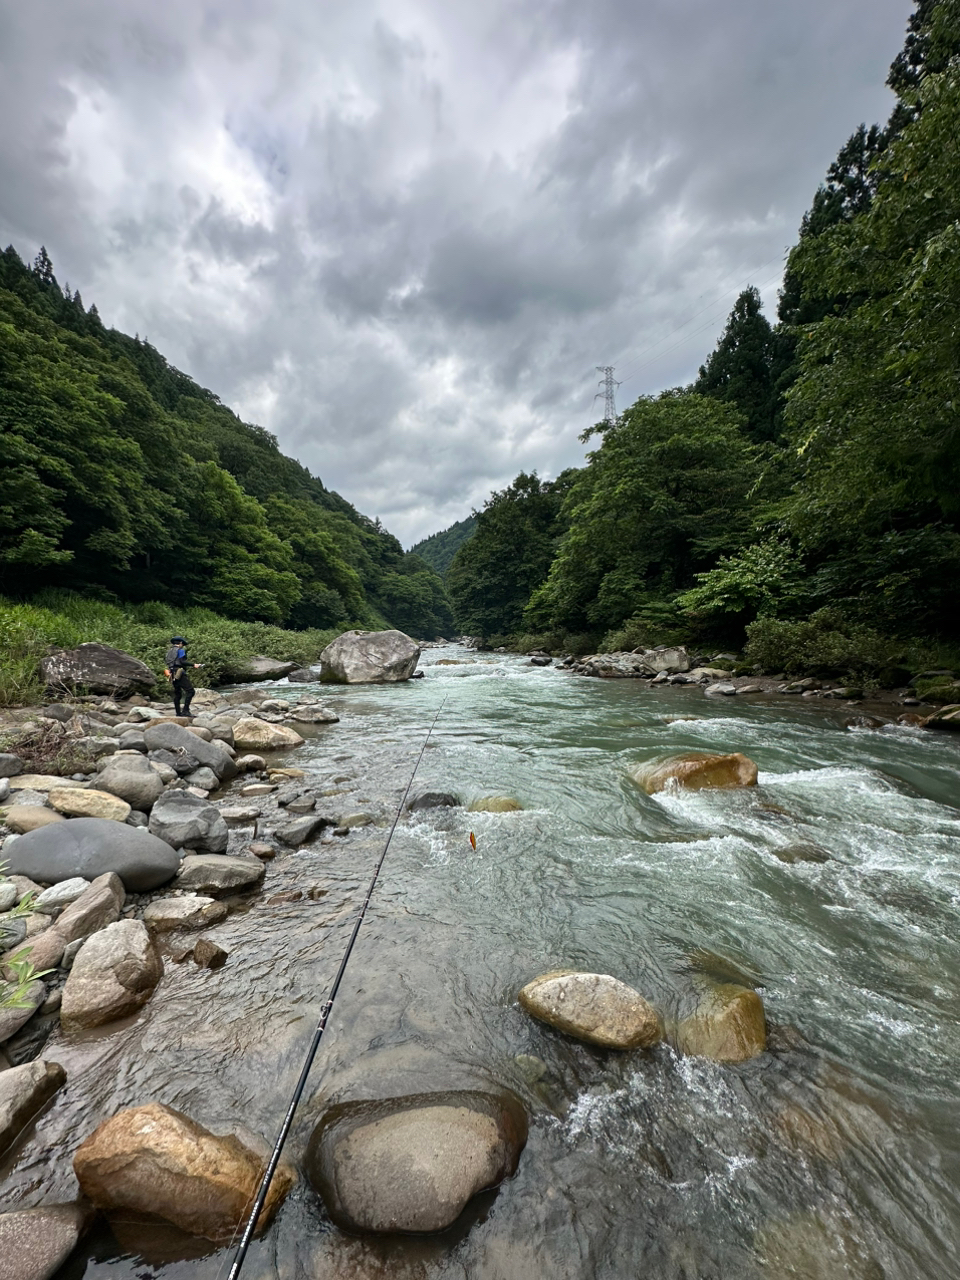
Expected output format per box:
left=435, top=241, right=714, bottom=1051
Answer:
left=518, top=970, right=662, bottom=1049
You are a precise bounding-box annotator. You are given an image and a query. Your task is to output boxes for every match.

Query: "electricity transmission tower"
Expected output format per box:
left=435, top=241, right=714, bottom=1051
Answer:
left=595, top=366, right=620, bottom=424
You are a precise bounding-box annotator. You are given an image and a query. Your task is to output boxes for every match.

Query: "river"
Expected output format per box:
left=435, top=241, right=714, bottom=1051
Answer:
left=5, top=644, right=960, bottom=1278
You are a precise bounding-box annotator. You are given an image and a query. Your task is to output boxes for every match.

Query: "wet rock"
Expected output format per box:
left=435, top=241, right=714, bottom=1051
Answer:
left=235, top=754, right=267, bottom=773
left=61, top=920, right=162, bottom=1031
left=148, top=791, right=229, bottom=854
left=184, top=767, right=220, bottom=792
left=672, top=983, right=766, bottom=1063
left=514, top=1053, right=548, bottom=1084
left=239, top=782, right=275, bottom=797
left=192, top=937, right=228, bottom=969
left=0, top=754, right=23, bottom=778
left=5, top=925, right=68, bottom=976
left=408, top=792, right=461, bottom=812
left=95, top=754, right=164, bottom=811
left=142, top=723, right=237, bottom=781
left=231, top=718, right=305, bottom=752
left=4, top=819, right=179, bottom=892
left=468, top=796, right=523, bottom=813
left=175, top=854, right=265, bottom=896
left=275, top=813, right=334, bottom=846
left=0, top=1059, right=66, bottom=1156
left=338, top=812, right=374, bottom=830
left=73, top=1102, right=294, bottom=1242
left=0, top=806, right=64, bottom=834
left=306, top=1090, right=527, bottom=1234
left=54, top=873, right=125, bottom=945
left=284, top=794, right=316, bottom=814
left=247, top=842, right=276, bottom=860
left=770, top=842, right=832, bottom=864
left=921, top=703, right=960, bottom=730
left=518, top=970, right=662, bottom=1049
left=0, top=981, right=45, bottom=1045
left=41, top=643, right=156, bottom=698
left=319, top=629, right=421, bottom=684
left=529, top=655, right=552, bottom=666
left=32, top=878, right=90, bottom=914
left=289, top=706, right=340, bottom=723
left=845, top=715, right=886, bottom=730
left=632, top=752, right=759, bottom=794
left=48, top=788, right=131, bottom=823
left=142, top=895, right=227, bottom=932
left=0, top=1202, right=95, bottom=1280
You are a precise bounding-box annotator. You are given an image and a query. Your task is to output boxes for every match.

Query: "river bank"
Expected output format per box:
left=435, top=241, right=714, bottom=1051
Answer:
left=2, top=643, right=960, bottom=1278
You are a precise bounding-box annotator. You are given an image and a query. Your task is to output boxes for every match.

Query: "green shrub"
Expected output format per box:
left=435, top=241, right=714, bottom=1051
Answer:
left=745, top=608, right=907, bottom=681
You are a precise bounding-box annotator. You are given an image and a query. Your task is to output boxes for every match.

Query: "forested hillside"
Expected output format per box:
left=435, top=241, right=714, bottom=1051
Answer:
left=450, top=0, right=960, bottom=678
left=409, top=515, right=477, bottom=576
left=0, top=248, right=454, bottom=638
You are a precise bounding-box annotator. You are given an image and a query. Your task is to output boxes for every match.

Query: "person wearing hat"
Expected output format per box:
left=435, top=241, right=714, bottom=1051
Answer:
left=164, top=636, right=202, bottom=718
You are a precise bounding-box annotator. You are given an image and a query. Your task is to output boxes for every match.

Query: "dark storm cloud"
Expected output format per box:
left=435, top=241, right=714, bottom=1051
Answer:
left=0, top=0, right=914, bottom=542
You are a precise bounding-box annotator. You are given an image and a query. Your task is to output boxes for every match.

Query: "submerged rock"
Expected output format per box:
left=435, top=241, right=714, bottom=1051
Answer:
left=672, top=983, right=766, bottom=1064
left=306, top=1090, right=527, bottom=1234
left=73, top=1102, right=295, bottom=1243
left=319, top=629, right=421, bottom=684
left=770, top=842, right=832, bottom=864
left=408, top=792, right=461, bottom=812
left=468, top=796, right=523, bottom=813
left=0, top=1060, right=67, bottom=1157
left=3, top=819, right=179, bottom=891
left=60, top=920, right=163, bottom=1031
left=518, top=970, right=662, bottom=1049
left=632, top=752, right=759, bottom=794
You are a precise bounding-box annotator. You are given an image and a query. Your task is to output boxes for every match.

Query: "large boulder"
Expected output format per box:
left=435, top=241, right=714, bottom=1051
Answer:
left=48, top=788, right=131, bottom=823
left=0, top=1060, right=66, bottom=1157
left=671, top=983, right=767, bottom=1063
left=148, top=791, right=229, bottom=854
left=175, top=854, right=265, bottom=896
left=231, top=718, right=305, bottom=752
left=518, top=971, right=662, bottom=1049
left=642, top=645, right=691, bottom=674
left=0, top=1202, right=93, bottom=1280
left=319, top=629, right=421, bottom=684
left=306, top=1091, right=527, bottom=1234
left=73, top=1102, right=295, bottom=1242
left=922, top=703, right=960, bottom=730
left=61, top=920, right=162, bottom=1031
left=233, top=655, right=299, bottom=681
left=3, top=820, right=179, bottom=892
left=95, top=754, right=164, bottom=812
left=142, top=723, right=237, bottom=781
left=40, top=643, right=156, bottom=698
left=632, top=752, right=759, bottom=795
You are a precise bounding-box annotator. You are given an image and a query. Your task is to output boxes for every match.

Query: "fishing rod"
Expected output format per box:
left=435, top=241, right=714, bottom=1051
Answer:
left=227, top=697, right=447, bottom=1279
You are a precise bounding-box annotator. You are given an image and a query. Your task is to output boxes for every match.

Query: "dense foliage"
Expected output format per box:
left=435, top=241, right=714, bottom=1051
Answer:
left=446, top=0, right=960, bottom=680
left=0, top=251, right=454, bottom=637
left=410, top=515, right=478, bottom=577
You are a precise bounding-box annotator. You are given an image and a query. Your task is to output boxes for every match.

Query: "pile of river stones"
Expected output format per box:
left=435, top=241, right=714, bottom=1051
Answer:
left=0, top=664, right=783, bottom=1271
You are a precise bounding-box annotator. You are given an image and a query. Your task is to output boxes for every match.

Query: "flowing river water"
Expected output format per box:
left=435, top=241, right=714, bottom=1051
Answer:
left=4, top=644, right=960, bottom=1278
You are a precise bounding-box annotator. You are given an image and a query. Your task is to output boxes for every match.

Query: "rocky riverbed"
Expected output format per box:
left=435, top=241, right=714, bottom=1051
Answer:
left=1, top=642, right=960, bottom=1278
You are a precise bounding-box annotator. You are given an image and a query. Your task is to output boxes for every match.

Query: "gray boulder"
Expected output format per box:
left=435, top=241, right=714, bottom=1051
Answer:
left=306, top=1091, right=528, bottom=1234
left=143, top=723, right=237, bottom=781
left=185, top=767, right=220, bottom=792
left=95, top=754, right=164, bottom=812
left=275, top=813, right=334, bottom=847
left=233, top=655, right=299, bottom=680
left=117, top=730, right=148, bottom=752
left=0, top=754, right=23, bottom=778
left=148, top=747, right=200, bottom=777
left=0, top=778, right=8, bottom=804
left=0, top=1202, right=94, bottom=1280
left=319, top=630, right=421, bottom=684
left=0, top=1060, right=67, bottom=1158
left=3, top=819, right=180, bottom=891
left=148, top=791, right=229, bottom=854
left=175, top=854, right=265, bottom=896
left=40, top=643, right=156, bottom=698
left=408, top=792, right=461, bottom=812
left=33, top=878, right=90, bottom=915
left=288, top=666, right=321, bottom=682
left=60, top=920, right=163, bottom=1031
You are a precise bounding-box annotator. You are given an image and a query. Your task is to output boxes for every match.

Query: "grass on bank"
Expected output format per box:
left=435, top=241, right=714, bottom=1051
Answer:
left=0, top=590, right=353, bottom=707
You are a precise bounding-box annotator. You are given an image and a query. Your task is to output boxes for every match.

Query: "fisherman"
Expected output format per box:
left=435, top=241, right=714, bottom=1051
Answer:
left=164, top=635, right=202, bottom=718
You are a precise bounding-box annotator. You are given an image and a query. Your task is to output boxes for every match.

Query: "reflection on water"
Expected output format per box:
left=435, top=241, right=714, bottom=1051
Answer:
left=6, top=647, right=960, bottom=1278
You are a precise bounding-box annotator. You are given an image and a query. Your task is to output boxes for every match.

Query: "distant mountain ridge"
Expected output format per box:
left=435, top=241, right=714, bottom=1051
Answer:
left=410, top=515, right=478, bottom=576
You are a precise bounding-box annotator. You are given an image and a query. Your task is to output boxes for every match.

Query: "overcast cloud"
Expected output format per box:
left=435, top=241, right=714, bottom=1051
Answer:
left=0, top=0, right=913, bottom=544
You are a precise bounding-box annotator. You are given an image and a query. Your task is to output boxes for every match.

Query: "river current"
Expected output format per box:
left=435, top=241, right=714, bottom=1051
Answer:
left=4, top=645, right=960, bottom=1278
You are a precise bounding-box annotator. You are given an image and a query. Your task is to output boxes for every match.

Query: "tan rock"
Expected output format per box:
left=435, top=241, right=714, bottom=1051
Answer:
left=468, top=796, right=523, bottom=813
left=55, top=873, right=125, bottom=945
left=61, top=919, right=162, bottom=1031
left=1, top=805, right=64, bottom=833
left=142, top=895, right=228, bottom=932
left=672, top=983, right=766, bottom=1063
left=2, top=926, right=67, bottom=977
left=518, top=970, right=662, bottom=1049
left=10, top=775, right=85, bottom=792
left=632, top=752, right=759, bottom=795
left=73, top=1102, right=294, bottom=1242
left=232, top=718, right=305, bottom=752
left=49, top=788, right=131, bottom=823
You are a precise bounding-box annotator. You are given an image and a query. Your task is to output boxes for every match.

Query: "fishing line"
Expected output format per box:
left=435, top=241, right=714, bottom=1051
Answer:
left=226, top=696, right=447, bottom=1280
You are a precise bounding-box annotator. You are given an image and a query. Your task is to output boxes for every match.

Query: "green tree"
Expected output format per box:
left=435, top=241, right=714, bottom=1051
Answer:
left=694, top=287, right=778, bottom=442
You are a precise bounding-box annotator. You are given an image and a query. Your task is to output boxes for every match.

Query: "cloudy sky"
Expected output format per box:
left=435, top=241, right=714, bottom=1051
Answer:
left=0, top=0, right=914, bottom=545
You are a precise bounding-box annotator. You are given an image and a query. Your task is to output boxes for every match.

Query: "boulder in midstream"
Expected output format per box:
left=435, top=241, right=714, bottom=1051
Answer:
left=632, top=752, right=759, bottom=794
left=468, top=796, right=523, bottom=813
left=671, top=982, right=767, bottom=1063
left=3, top=820, right=178, bottom=891
left=60, top=919, right=163, bottom=1032
left=319, top=629, right=421, bottom=684
left=518, top=971, right=663, bottom=1049
left=408, top=792, right=461, bottom=812
left=72, top=1102, right=295, bottom=1243
left=275, top=813, right=335, bottom=846
left=305, top=1090, right=527, bottom=1234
